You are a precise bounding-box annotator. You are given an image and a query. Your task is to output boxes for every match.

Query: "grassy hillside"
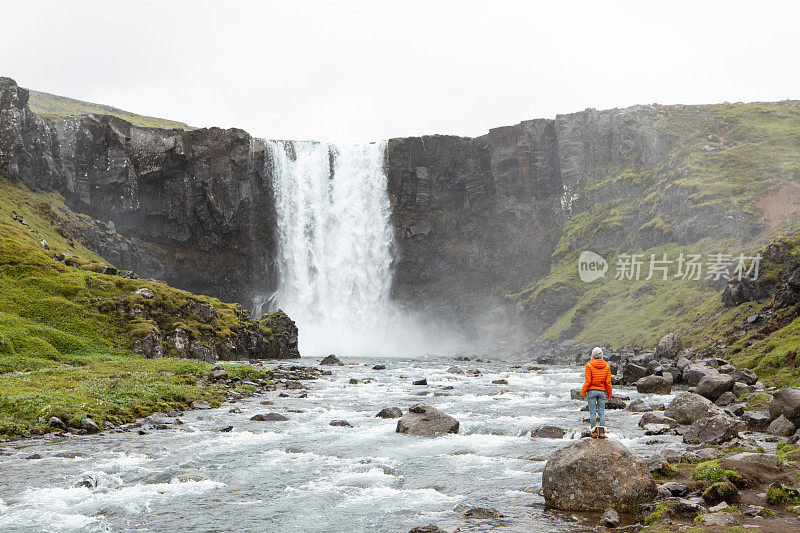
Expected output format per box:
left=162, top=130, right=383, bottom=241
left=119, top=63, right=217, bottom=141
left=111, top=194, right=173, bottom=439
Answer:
left=0, top=174, right=269, bottom=437
left=506, top=101, right=800, bottom=382
left=27, top=89, right=192, bottom=130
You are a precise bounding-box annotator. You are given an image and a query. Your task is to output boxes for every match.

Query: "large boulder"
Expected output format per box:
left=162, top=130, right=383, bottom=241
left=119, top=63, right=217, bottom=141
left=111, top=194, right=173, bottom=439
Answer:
left=696, top=374, right=735, bottom=401
left=682, top=364, right=715, bottom=387
left=635, top=375, right=672, bottom=395
left=542, top=438, right=656, bottom=512
left=768, top=414, right=796, bottom=436
left=730, top=368, right=758, bottom=386
left=664, top=392, right=722, bottom=425
left=396, top=404, right=459, bottom=436
left=742, top=410, right=772, bottom=432
left=655, top=333, right=682, bottom=358
left=682, top=415, right=738, bottom=444
left=638, top=412, right=678, bottom=428
left=768, top=388, right=800, bottom=424
left=622, top=362, right=649, bottom=385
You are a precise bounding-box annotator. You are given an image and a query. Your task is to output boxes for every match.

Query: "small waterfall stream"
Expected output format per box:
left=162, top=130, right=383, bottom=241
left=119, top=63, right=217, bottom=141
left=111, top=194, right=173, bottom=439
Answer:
left=265, top=140, right=398, bottom=356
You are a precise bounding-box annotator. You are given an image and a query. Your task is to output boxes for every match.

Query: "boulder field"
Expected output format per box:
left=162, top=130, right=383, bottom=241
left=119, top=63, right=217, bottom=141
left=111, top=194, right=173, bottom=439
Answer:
left=570, top=332, right=800, bottom=444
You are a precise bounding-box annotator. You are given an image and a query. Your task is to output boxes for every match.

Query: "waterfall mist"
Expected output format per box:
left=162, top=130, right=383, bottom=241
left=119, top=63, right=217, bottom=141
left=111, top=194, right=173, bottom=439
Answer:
left=264, top=140, right=448, bottom=357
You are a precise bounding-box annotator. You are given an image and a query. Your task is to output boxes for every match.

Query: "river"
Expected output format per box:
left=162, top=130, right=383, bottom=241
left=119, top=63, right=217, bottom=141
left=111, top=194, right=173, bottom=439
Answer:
left=0, top=357, right=682, bottom=532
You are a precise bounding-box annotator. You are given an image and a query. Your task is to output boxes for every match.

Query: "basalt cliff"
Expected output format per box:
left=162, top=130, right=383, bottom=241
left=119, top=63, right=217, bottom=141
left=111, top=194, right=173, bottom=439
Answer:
left=2, top=76, right=799, bottom=345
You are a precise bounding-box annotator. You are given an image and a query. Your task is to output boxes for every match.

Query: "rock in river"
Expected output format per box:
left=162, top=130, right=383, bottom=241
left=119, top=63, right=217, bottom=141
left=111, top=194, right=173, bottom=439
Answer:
left=531, top=426, right=565, bottom=439
left=409, top=524, right=460, bottom=533
left=376, top=407, right=403, bottom=419
left=319, top=354, right=342, bottom=365
left=250, top=413, right=289, bottom=422
left=542, top=438, right=656, bottom=512
left=80, top=418, right=100, bottom=433
left=396, top=404, right=459, bottom=436
left=463, top=507, right=502, bottom=518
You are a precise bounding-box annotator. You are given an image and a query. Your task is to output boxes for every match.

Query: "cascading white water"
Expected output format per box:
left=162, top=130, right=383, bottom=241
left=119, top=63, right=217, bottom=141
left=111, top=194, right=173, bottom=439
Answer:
left=266, top=140, right=400, bottom=356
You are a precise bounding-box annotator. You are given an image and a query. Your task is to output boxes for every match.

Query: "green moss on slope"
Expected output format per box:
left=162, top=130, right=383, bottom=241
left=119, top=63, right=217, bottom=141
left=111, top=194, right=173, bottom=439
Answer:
left=506, top=101, right=800, bottom=375
left=0, top=175, right=269, bottom=437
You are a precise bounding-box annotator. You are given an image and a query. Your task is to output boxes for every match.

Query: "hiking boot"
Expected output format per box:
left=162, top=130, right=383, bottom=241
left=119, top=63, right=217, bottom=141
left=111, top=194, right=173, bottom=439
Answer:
left=590, top=426, right=599, bottom=439
left=598, top=426, right=606, bottom=439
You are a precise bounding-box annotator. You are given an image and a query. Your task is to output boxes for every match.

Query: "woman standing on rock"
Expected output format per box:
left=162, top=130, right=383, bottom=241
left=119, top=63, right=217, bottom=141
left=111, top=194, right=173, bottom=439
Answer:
left=580, top=347, right=612, bottom=439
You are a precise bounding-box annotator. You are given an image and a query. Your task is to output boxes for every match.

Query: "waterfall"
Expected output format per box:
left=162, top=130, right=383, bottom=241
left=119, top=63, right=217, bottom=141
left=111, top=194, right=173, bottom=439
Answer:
left=265, top=140, right=399, bottom=356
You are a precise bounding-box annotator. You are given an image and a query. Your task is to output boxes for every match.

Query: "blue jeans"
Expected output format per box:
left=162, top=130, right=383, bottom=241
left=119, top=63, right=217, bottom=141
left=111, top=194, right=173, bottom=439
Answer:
left=586, top=390, right=607, bottom=427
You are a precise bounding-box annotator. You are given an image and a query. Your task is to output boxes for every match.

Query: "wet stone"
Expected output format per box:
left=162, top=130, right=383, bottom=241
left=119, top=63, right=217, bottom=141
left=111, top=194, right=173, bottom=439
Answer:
left=251, top=413, right=289, bottom=422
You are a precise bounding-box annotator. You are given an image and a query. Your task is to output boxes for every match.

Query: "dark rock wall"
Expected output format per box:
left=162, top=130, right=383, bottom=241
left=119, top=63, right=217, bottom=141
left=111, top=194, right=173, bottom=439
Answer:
left=0, top=77, right=277, bottom=308
left=384, top=106, right=679, bottom=329
left=385, top=128, right=564, bottom=325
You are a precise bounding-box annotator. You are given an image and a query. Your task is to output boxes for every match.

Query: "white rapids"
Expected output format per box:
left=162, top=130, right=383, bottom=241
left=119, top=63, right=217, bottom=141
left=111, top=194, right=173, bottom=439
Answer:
left=0, top=358, right=689, bottom=533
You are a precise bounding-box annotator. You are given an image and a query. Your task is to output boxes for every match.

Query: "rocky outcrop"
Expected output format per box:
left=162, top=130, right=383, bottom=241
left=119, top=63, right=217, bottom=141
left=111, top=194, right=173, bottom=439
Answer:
left=383, top=106, right=714, bottom=334
left=542, top=438, right=656, bottom=512
left=128, top=295, right=299, bottom=361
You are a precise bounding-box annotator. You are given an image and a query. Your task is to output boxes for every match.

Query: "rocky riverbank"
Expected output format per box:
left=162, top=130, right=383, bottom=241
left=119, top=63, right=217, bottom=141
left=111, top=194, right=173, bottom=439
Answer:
left=515, top=330, right=800, bottom=531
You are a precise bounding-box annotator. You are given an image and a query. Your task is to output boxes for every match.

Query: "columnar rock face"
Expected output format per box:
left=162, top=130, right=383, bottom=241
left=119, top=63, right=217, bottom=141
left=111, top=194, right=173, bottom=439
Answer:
left=0, top=77, right=278, bottom=310
left=384, top=132, right=562, bottom=328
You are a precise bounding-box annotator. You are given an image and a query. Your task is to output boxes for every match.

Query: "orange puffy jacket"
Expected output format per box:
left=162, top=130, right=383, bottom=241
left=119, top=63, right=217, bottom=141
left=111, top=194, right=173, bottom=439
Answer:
left=580, top=358, right=612, bottom=397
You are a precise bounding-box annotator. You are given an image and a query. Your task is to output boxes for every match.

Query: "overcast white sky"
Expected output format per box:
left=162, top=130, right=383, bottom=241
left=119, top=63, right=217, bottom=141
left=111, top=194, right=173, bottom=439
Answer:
left=2, top=1, right=798, bottom=143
